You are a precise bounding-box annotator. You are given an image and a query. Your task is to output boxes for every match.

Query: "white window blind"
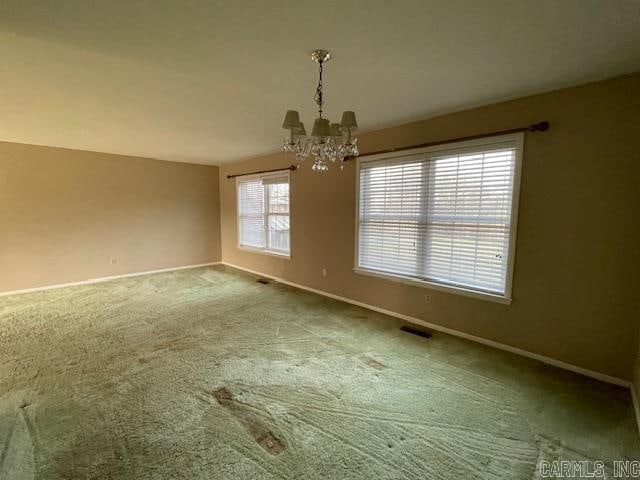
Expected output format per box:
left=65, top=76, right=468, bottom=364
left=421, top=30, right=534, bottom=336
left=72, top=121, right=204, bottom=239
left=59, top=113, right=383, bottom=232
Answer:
left=357, top=135, right=521, bottom=299
left=237, top=173, right=290, bottom=256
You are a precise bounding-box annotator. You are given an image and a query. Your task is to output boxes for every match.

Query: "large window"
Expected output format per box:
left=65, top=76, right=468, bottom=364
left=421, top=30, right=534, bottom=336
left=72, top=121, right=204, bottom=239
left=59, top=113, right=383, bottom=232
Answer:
left=237, top=172, right=290, bottom=257
left=356, top=134, right=522, bottom=303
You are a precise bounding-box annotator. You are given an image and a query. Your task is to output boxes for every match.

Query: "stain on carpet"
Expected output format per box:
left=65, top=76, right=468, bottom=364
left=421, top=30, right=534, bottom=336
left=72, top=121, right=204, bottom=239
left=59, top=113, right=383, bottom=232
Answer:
left=255, top=432, right=286, bottom=455
left=213, top=386, right=286, bottom=456
left=361, top=355, right=387, bottom=370
left=212, top=387, right=233, bottom=406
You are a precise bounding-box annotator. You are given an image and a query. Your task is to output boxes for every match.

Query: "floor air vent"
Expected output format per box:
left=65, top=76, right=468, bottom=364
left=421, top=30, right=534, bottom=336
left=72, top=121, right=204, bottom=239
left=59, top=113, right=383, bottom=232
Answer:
left=256, top=278, right=271, bottom=284
left=400, top=326, right=432, bottom=339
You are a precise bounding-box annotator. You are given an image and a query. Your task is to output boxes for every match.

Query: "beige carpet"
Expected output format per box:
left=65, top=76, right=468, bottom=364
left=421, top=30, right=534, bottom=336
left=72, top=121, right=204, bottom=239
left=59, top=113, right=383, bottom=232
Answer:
left=0, top=266, right=638, bottom=479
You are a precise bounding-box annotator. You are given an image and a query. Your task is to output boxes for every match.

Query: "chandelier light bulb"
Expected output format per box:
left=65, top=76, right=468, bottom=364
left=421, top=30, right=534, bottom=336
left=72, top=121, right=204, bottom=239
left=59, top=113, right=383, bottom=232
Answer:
left=281, top=49, right=359, bottom=172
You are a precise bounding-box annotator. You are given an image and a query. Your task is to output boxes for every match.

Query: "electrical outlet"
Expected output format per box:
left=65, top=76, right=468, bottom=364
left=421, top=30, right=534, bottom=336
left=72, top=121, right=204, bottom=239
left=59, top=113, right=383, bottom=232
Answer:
left=322, top=268, right=327, bottom=277
left=424, top=294, right=432, bottom=304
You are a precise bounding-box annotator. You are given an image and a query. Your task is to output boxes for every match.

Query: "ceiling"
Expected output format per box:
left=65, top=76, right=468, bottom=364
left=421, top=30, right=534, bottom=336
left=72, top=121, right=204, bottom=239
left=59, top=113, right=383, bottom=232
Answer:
left=1, top=0, right=640, bottom=165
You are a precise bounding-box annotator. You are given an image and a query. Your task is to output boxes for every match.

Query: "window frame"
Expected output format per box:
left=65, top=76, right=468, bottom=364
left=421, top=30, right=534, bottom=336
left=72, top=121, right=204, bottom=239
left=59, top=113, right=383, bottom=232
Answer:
left=236, top=171, right=291, bottom=259
left=354, top=133, right=524, bottom=304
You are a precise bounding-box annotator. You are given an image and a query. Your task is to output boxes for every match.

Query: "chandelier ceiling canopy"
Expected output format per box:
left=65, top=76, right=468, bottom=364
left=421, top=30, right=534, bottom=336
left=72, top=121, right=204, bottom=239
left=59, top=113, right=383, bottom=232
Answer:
left=281, top=50, right=359, bottom=172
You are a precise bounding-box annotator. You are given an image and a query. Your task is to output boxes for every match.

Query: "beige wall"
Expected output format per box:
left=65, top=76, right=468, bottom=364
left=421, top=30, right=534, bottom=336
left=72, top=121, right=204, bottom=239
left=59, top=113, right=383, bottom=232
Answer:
left=634, top=319, right=640, bottom=395
left=220, top=73, right=640, bottom=380
left=1, top=142, right=221, bottom=292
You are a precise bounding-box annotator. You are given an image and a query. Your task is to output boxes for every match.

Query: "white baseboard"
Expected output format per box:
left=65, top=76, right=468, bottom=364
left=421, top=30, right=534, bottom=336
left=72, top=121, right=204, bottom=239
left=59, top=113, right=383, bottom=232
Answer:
left=0, top=261, right=222, bottom=297
left=221, top=261, right=630, bottom=389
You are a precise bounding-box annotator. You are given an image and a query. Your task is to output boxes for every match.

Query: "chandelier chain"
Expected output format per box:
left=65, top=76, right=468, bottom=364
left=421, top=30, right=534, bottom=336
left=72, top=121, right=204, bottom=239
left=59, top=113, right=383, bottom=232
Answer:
left=314, top=61, right=324, bottom=118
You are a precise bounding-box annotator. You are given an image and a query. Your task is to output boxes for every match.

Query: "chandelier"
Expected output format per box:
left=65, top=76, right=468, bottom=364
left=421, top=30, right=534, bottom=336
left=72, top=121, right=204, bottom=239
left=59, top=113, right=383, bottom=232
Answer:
left=281, top=49, right=359, bottom=172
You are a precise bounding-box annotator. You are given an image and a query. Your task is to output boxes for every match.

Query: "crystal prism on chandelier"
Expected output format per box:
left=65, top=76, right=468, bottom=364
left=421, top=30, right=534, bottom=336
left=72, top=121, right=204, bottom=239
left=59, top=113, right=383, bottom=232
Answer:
left=281, top=49, right=359, bottom=172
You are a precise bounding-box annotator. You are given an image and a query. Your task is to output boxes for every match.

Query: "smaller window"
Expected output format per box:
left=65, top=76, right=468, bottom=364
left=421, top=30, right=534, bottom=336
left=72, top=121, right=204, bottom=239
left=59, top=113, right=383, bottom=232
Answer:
left=237, top=172, right=290, bottom=257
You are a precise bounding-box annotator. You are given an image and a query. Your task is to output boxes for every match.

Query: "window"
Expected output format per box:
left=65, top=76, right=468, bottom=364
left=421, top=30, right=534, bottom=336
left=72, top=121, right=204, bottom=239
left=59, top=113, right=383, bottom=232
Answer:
left=237, top=172, right=290, bottom=257
left=356, top=134, right=522, bottom=303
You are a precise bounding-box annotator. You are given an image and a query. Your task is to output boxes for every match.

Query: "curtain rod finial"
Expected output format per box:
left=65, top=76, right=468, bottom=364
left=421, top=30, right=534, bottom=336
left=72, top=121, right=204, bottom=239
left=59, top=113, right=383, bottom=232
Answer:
left=530, top=121, right=550, bottom=132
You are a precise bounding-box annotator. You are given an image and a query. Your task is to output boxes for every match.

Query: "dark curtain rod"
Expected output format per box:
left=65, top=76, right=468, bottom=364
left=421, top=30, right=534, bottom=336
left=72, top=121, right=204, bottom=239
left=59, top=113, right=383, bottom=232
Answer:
left=226, top=165, right=297, bottom=179
left=226, top=121, right=550, bottom=177
left=345, top=121, right=550, bottom=161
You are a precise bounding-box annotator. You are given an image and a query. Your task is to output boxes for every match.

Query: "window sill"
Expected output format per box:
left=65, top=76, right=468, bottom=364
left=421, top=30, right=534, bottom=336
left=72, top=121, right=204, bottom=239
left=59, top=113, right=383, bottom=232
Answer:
left=353, top=267, right=511, bottom=305
left=237, top=245, right=291, bottom=259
